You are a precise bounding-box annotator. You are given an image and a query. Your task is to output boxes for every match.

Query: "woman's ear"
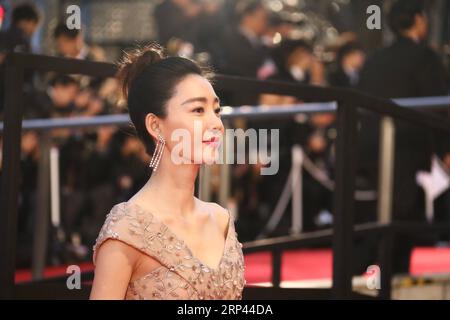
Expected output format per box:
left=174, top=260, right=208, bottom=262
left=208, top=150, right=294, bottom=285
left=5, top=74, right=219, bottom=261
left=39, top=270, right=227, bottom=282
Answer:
left=144, top=113, right=161, bottom=141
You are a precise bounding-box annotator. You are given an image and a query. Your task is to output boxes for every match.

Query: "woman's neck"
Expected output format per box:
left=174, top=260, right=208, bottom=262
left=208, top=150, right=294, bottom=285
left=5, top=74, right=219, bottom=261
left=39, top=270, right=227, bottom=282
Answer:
left=132, top=151, right=200, bottom=219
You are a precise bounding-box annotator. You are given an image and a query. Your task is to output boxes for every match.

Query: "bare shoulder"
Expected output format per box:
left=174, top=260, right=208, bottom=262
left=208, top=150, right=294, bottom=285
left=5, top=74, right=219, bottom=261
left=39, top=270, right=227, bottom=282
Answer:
left=91, top=239, right=140, bottom=299
left=196, top=198, right=230, bottom=230
left=95, top=237, right=141, bottom=266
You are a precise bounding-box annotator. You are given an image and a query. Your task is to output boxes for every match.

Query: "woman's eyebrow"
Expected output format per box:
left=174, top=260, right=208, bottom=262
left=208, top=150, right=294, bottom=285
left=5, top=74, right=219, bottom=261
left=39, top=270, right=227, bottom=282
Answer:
left=181, top=96, right=220, bottom=105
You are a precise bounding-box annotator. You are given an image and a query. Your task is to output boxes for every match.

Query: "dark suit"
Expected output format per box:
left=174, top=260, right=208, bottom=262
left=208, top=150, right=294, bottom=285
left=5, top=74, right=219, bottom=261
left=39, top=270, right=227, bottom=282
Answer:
left=0, top=25, right=33, bottom=113
left=153, top=0, right=200, bottom=46
left=220, top=27, right=268, bottom=78
left=328, top=67, right=359, bottom=88
left=216, top=27, right=271, bottom=106
left=357, top=36, right=448, bottom=273
left=358, top=36, right=447, bottom=98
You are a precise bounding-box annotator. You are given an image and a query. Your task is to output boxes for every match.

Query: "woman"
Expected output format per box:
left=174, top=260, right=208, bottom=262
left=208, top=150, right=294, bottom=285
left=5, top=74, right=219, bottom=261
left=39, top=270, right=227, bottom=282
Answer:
left=90, top=43, right=246, bottom=299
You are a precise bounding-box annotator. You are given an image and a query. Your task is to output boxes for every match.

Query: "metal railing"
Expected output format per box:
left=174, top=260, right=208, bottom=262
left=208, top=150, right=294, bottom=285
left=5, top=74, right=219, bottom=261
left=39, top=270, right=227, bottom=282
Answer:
left=1, top=53, right=450, bottom=299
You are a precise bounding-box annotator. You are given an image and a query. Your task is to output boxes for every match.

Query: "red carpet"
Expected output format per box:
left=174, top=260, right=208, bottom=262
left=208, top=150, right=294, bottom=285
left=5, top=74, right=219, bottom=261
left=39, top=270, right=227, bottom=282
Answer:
left=410, top=247, right=450, bottom=275
left=15, top=262, right=94, bottom=283
left=15, top=247, right=450, bottom=284
left=243, top=249, right=333, bottom=284
left=244, top=247, right=450, bottom=284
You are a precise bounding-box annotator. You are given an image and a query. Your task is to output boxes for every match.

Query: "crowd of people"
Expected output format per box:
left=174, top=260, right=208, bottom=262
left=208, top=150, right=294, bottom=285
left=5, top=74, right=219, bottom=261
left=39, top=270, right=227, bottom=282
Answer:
left=0, top=0, right=449, bottom=274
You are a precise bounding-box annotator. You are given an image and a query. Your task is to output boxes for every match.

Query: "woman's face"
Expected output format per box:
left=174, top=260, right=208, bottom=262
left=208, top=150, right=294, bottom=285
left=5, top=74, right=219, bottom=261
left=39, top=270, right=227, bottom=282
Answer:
left=158, top=74, right=224, bottom=166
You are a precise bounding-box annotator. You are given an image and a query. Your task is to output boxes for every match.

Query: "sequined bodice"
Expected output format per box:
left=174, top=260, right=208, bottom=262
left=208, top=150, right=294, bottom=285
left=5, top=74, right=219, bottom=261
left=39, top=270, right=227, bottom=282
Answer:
left=93, top=201, right=246, bottom=299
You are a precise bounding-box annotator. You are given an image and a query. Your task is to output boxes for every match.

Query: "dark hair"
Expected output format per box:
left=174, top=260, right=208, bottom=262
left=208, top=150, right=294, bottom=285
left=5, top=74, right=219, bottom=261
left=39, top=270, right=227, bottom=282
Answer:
left=388, top=0, right=425, bottom=35
left=49, top=74, right=79, bottom=87
left=235, top=0, right=265, bottom=22
left=117, top=42, right=213, bottom=156
left=280, top=39, right=313, bottom=54
left=271, top=39, right=312, bottom=70
left=53, top=22, right=80, bottom=39
left=336, top=42, right=363, bottom=65
left=12, top=3, right=39, bottom=24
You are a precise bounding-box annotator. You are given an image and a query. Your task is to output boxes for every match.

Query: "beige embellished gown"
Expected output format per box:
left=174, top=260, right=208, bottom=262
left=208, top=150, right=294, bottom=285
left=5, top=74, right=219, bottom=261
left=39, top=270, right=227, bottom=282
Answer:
left=93, top=201, right=246, bottom=299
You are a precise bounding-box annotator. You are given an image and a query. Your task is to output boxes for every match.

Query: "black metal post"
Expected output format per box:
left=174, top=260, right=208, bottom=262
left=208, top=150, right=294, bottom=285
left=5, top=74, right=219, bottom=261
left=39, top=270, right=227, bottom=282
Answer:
left=272, top=249, right=282, bottom=288
left=332, top=103, right=358, bottom=299
left=379, top=231, right=393, bottom=299
left=0, top=55, right=24, bottom=299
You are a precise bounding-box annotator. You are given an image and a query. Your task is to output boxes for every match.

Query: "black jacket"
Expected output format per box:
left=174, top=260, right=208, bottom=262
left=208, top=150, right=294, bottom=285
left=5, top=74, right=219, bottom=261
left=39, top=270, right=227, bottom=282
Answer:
left=358, top=36, right=447, bottom=98
left=357, top=36, right=448, bottom=220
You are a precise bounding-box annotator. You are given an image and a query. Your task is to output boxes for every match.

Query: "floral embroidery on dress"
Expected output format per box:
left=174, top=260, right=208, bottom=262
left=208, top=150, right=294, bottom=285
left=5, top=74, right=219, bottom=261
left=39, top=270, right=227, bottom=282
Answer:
left=93, top=202, right=246, bottom=300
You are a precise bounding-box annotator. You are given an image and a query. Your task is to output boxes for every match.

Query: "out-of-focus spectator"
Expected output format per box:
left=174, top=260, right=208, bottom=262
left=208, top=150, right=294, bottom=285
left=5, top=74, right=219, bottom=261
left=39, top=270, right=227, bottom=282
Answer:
left=53, top=23, right=105, bottom=61
left=73, top=84, right=110, bottom=117
left=357, top=0, right=449, bottom=275
left=80, top=125, right=117, bottom=246
left=269, top=38, right=325, bottom=86
left=26, top=74, right=79, bottom=120
left=53, top=23, right=119, bottom=109
left=154, top=0, right=202, bottom=49
left=154, top=0, right=222, bottom=56
left=220, top=0, right=274, bottom=79
left=260, top=38, right=336, bottom=230
left=328, top=41, right=365, bottom=88
left=270, top=39, right=314, bottom=84
left=0, top=3, right=40, bottom=113
left=16, top=130, right=39, bottom=267
left=112, top=133, right=150, bottom=203
left=295, top=112, right=336, bottom=231
left=260, top=39, right=323, bottom=105
left=48, top=75, right=79, bottom=117
left=0, top=3, right=39, bottom=59
left=359, top=2, right=447, bottom=97
left=255, top=39, right=335, bottom=235
left=216, top=0, right=277, bottom=106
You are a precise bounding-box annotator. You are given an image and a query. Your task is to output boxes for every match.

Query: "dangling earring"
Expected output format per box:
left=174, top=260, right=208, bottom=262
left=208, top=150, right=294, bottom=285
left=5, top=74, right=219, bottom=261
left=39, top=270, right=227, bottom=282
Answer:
left=149, top=132, right=165, bottom=171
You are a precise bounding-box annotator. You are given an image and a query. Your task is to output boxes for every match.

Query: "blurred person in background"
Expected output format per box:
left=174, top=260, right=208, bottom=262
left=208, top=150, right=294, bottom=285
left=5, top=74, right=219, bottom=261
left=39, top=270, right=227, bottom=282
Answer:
left=359, top=0, right=447, bottom=97
left=260, top=39, right=316, bottom=105
left=154, top=0, right=202, bottom=49
left=112, top=134, right=150, bottom=204
left=81, top=125, right=117, bottom=247
left=53, top=22, right=105, bottom=62
left=16, top=130, right=40, bottom=268
left=24, top=74, right=79, bottom=128
left=270, top=39, right=315, bottom=84
left=53, top=22, right=118, bottom=104
left=29, top=74, right=80, bottom=120
left=31, top=74, right=91, bottom=262
left=221, top=3, right=282, bottom=237
left=252, top=39, right=334, bottom=236
left=217, top=0, right=276, bottom=107
left=220, top=0, right=274, bottom=80
left=328, top=41, right=365, bottom=88
left=154, top=0, right=222, bottom=57
left=357, top=0, right=449, bottom=275
left=267, top=40, right=335, bottom=232
left=42, top=25, right=120, bottom=263
left=0, top=2, right=39, bottom=58
left=0, top=3, right=40, bottom=113
left=260, top=39, right=326, bottom=103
